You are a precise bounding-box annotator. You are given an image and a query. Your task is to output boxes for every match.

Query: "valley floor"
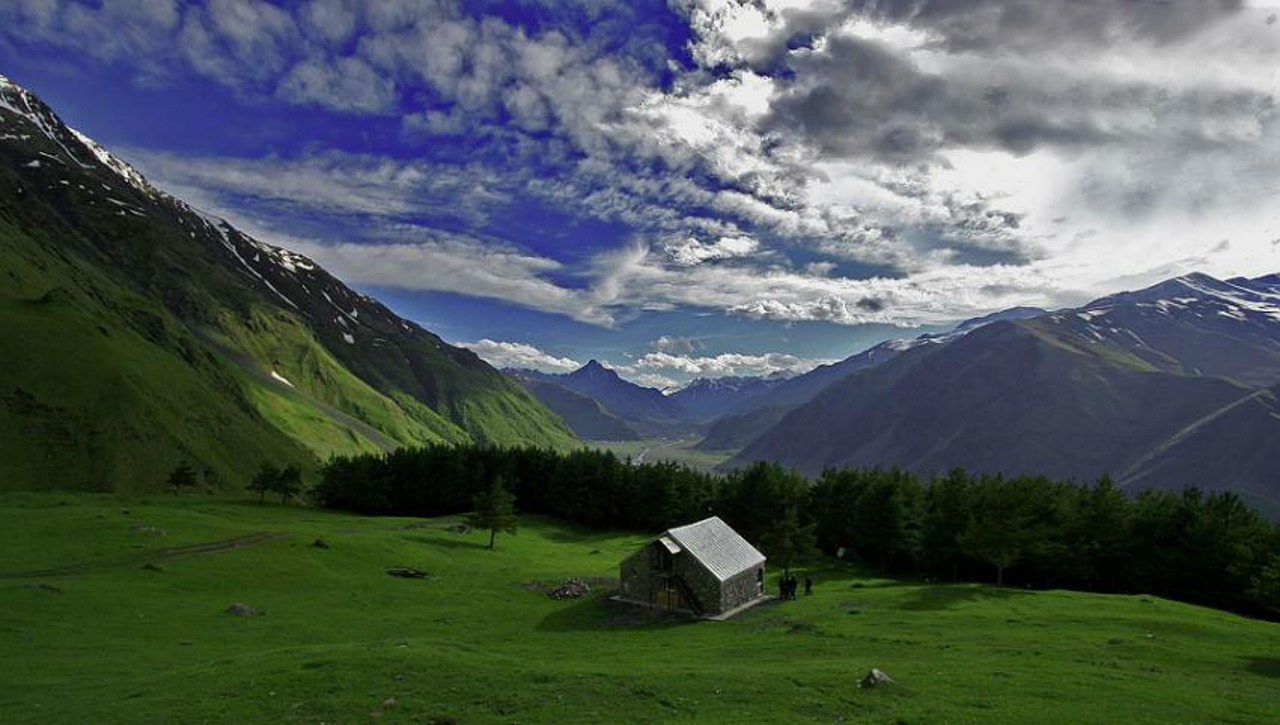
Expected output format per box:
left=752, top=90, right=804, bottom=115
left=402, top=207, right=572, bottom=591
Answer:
left=1, top=492, right=1278, bottom=724
left=588, top=437, right=733, bottom=472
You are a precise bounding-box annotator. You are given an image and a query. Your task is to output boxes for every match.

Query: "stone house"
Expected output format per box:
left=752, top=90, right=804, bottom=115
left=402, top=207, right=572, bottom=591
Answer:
left=618, top=516, right=767, bottom=617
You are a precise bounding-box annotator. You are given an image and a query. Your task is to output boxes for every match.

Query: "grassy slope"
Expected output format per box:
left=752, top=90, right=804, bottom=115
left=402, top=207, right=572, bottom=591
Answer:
left=0, top=104, right=576, bottom=495
left=205, top=306, right=469, bottom=449
left=0, top=218, right=325, bottom=491
left=0, top=166, right=570, bottom=495
left=2, top=493, right=1277, bottom=724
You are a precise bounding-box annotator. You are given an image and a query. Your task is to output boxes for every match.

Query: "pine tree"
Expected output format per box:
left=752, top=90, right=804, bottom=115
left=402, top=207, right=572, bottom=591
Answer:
left=248, top=463, right=281, bottom=503
left=467, top=476, right=518, bottom=549
left=272, top=464, right=303, bottom=504
left=759, top=505, right=817, bottom=578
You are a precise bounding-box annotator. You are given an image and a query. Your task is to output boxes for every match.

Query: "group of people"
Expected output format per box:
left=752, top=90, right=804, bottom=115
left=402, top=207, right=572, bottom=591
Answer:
left=778, top=574, right=813, bottom=600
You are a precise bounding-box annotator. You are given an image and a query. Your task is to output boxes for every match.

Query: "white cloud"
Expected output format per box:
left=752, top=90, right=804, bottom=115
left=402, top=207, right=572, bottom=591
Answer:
left=277, top=55, right=396, bottom=113
left=666, top=235, right=760, bottom=265
left=652, top=335, right=705, bottom=354
left=286, top=236, right=613, bottom=325
left=621, top=351, right=833, bottom=380
left=461, top=339, right=581, bottom=373
left=21, top=0, right=1280, bottom=337
left=300, top=0, right=357, bottom=45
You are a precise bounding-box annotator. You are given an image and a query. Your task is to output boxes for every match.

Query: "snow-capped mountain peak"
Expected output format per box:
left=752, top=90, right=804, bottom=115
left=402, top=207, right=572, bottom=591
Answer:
left=1, top=73, right=154, bottom=196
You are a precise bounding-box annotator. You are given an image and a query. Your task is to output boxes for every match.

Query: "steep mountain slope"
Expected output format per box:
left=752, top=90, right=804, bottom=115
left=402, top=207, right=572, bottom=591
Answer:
left=1044, top=273, right=1280, bottom=385
left=0, top=73, right=573, bottom=491
left=698, top=306, right=1047, bottom=451
left=730, top=276, right=1280, bottom=514
left=697, top=340, right=905, bottom=451
left=1116, top=382, right=1280, bottom=513
left=508, top=374, right=640, bottom=441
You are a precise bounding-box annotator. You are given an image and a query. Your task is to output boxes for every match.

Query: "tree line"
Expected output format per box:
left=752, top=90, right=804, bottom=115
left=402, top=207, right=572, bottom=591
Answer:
left=313, top=444, right=1280, bottom=619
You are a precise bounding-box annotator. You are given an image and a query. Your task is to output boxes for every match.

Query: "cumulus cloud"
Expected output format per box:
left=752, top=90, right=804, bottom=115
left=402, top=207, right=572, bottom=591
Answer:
left=460, top=339, right=582, bottom=373
left=652, top=335, right=705, bottom=354
left=277, top=55, right=396, bottom=113
left=18, top=0, right=1280, bottom=335
left=620, top=351, right=833, bottom=381
left=666, top=235, right=760, bottom=265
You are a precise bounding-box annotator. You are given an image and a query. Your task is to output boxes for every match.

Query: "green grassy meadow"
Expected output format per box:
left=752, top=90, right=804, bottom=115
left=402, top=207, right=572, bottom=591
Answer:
left=2, top=492, right=1278, bottom=724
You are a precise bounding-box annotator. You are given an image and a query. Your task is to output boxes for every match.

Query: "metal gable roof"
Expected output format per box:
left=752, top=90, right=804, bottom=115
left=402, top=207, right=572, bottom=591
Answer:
left=664, top=516, right=766, bottom=582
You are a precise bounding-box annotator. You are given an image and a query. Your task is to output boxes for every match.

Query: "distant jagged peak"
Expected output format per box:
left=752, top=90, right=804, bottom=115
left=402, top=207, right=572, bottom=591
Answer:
left=574, top=359, right=619, bottom=378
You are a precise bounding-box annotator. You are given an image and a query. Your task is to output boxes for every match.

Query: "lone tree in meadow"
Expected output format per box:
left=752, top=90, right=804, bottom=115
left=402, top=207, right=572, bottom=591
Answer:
left=167, top=461, right=198, bottom=494
left=247, top=463, right=281, bottom=502
left=468, top=475, right=518, bottom=549
left=247, top=463, right=304, bottom=504
left=273, top=464, right=303, bottom=504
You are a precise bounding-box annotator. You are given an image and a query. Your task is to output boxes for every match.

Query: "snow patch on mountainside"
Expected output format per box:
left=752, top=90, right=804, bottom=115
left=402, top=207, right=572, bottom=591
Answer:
left=186, top=205, right=299, bottom=310
left=67, top=127, right=153, bottom=195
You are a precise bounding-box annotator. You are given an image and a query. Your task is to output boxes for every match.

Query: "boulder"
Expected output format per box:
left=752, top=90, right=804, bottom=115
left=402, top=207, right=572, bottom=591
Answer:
left=859, top=668, right=894, bottom=688
left=226, top=603, right=262, bottom=617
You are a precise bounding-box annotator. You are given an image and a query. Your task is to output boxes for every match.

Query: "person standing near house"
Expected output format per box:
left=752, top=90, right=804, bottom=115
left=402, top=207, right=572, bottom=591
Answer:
left=804, top=576, right=813, bottom=596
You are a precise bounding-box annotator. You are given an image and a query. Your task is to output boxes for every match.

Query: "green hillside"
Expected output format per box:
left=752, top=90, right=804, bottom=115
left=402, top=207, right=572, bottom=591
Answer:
left=0, top=80, right=574, bottom=493
left=2, top=492, right=1278, bottom=724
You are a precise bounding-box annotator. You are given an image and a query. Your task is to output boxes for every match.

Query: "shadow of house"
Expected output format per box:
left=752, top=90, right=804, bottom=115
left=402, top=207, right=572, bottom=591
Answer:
left=616, top=516, right=768, bottom=619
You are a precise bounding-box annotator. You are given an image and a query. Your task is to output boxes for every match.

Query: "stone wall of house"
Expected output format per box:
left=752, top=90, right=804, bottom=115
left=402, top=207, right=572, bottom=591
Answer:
left=620, top=540, right=766, bottom=616
left=619, top=544, right=659, bottom=605
left=720, top=565, right=765, bottom=612
left=673, top=553, right=723, bottom=614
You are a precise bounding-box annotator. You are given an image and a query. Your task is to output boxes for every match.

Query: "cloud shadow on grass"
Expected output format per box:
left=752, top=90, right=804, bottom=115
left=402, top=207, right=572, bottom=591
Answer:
left=398, top=534, right=494, bottom=551
left=537, top=594, right=704, bottom=633
left=1242, top=656, right=1280, bottom=679
left=897, top=584, right=1031, bottom=611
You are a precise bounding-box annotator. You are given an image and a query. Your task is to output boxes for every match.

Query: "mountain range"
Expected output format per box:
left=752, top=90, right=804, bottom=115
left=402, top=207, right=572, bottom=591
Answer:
left=0, top=74, right=574, bottom=492
left=730, top=273, right=1280, bottom=515
left=508, top=273, right=1280, bottom=515
left=509, top=360, right=699, bottom=437
left=511, top=361, right=803, bottom=439
left=6, top=72, right=1280, bottom=514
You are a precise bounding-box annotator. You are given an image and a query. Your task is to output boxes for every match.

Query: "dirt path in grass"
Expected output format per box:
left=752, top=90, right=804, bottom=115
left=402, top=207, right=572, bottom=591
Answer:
left=0, top=531, right=289, bottom=579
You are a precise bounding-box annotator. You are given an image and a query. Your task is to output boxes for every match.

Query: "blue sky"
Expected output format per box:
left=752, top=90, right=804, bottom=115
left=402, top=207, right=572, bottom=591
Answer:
left=5, top=1, right=1280, bottom=388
